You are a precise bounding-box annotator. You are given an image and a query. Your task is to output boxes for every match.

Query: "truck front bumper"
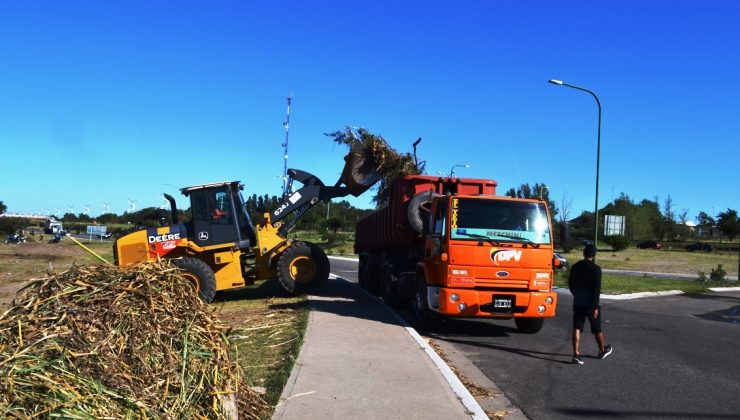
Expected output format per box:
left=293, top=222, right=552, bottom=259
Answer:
left=428, top=286, right=557, bottom=318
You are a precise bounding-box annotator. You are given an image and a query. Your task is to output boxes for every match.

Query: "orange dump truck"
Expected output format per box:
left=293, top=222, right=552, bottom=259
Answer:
left=355, top=175, right=558, bottom=333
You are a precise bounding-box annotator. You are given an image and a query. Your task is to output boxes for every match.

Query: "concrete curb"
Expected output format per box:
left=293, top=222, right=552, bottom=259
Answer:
left=344, top=274, right=489, bottom=420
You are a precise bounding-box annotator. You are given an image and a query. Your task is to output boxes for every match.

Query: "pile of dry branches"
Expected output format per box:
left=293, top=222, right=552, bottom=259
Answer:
left=328, top=127, right=423, bottom=205
left=0, top=261, right=266, bottom=419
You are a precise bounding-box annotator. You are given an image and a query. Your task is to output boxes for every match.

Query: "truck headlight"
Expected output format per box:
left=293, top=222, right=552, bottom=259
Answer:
left=450, top=293, right=460, bottom=303
left=538, top=305, right=546, bottom=313
left=546, top=296, right=553, bottom=305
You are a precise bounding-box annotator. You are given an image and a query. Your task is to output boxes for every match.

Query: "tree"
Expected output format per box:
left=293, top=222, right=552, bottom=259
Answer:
left=717, top=209, right=739, bottom=241
left=696, top=211, right=715, bottom=226
left=505, top=182, right=558, bottom=219
left=559, top=193, right=574, bottom=251
left=661, top=195, right=677, bottom=240
left=323, top=216, right=344, bottom=239
left=0, top=201, right=6, bottom=215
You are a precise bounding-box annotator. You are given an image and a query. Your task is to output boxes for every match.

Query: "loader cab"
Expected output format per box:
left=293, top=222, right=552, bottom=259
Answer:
left=181, top=181, right=256, bottom=249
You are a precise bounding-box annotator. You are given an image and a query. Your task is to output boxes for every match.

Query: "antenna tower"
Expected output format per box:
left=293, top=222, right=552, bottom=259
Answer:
left=281, top=96, right=292, bottom=196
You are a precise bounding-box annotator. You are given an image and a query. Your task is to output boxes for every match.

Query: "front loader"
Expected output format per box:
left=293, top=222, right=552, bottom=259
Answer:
left=113, top=144, right=380, bottom=302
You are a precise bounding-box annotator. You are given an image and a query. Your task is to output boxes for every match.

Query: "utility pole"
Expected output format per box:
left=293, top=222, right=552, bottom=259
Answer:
left=282, top=96, right=292, bottom=197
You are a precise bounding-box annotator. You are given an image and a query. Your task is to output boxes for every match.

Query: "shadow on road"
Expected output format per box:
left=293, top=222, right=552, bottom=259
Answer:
left=554, top=407, right=740, bottom=419
left=432, top=335, right=573, bottom=364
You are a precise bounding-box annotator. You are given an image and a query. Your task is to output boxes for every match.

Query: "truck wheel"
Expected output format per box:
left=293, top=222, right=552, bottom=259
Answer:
left=411, top=276, right=437, bottom=330
left=407, top=191, right=441, bottom=233
left=382, top=269, right=400, bottom=308
left=515, top=317, right=544, bottom=334
left=277, top=242, right=330, bottom=294
left=366, top=263, right=382, bottom=296
left=358, top=256, right=368, bottom=290
left=172, top=257, right=217, bottom=303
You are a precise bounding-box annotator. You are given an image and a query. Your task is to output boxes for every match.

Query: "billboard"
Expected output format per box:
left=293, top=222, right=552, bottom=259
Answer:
left=604, top=215, right=625, bottom=236
left=86, top=225, right=108, bottom=237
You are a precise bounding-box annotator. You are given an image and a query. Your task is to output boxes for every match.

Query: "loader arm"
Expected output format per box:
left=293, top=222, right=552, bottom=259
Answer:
left=270, top=168, right=354, bottom=237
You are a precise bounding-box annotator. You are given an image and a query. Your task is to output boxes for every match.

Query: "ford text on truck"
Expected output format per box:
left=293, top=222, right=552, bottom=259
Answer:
left=355, top=175, right=559, bottom=333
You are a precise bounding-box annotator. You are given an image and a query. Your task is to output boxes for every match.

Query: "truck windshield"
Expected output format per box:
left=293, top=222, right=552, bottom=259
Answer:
left=450, top=198, right=551, bottom=245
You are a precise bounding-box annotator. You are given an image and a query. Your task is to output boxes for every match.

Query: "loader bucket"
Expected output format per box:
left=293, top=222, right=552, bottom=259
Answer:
left=341, top=142, right=381, bottom=197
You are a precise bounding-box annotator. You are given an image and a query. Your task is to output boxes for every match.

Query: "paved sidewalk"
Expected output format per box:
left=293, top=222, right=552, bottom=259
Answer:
left=272, top=277, right=486, bottom=420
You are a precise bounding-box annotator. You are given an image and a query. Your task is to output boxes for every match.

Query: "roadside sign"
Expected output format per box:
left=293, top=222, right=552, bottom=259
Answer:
left=86, top=225, right=107, bottom=237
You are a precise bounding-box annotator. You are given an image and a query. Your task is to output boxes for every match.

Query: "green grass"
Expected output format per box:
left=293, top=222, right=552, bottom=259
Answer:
left=217, top=281, right=309, bottom=414
left=292, top=230, right=356, bottom=256
left=554, top=269, right=737, bottom=295
left=557, top=247, right=738, bottom=277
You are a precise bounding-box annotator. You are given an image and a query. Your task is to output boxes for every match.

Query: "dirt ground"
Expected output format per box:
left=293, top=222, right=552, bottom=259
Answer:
left=0, top=241, right=106, bottom=311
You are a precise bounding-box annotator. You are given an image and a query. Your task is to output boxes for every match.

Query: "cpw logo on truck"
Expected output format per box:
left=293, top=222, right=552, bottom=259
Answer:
left=490, top=248, right=523, bottom=265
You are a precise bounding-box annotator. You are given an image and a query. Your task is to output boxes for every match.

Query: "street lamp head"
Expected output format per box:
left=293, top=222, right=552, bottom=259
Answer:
left=449, top=164, right=470, bottom=178
left=548, top=79, right=564, bottom=85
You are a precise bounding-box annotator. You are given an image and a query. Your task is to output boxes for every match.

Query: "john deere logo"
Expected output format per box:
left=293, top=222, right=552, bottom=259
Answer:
left=198, top=232, right=209, bottom=240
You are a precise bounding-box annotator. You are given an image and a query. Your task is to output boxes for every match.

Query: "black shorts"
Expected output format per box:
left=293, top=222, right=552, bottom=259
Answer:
left=573, top=306, right=602, bottom=333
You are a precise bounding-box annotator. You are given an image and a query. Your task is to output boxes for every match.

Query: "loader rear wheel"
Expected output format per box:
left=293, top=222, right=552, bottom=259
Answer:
left=172, top=257, right=217, bottom=303
left=277, top=242, right=329, bottom=294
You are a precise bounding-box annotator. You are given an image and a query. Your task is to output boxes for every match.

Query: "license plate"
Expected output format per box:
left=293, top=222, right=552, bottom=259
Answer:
left=493, top=296, right=513, bottom=309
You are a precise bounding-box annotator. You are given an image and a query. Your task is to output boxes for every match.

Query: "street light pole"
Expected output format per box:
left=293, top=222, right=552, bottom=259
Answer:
left=548, top=79, right=602, bottom=249
left=450, top=164, right=470, bottom=178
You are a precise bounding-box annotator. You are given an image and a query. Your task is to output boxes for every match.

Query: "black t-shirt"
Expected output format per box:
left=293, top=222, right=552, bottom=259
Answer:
left=568, top=259, right=602, bottom=308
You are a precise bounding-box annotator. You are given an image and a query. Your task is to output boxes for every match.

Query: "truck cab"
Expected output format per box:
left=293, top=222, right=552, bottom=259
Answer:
left=355, top=175, right=558, bottom=333
left=419, top=195, right=557, bottom=332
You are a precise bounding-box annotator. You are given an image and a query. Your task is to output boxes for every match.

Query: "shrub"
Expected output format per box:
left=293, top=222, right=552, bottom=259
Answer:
left=0, top=217, right=28, bottom=236
left=697, top=271, right=708, bottom=283
left=604, top=234, right=630, bottom=251
left=710, top=264, right=727, bottom=282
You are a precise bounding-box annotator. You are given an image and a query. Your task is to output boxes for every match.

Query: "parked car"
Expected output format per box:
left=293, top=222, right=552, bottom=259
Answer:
left=553, top=252, right=568, bottom=270
left=685, top=242, right=714, bottom=252
left=102, top=232, right=113, bottom=239
left=637, top=240, right=662, bottom=249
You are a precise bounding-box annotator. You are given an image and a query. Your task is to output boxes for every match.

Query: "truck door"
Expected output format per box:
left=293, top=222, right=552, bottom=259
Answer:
left=424, top=198, right=448, bottom=284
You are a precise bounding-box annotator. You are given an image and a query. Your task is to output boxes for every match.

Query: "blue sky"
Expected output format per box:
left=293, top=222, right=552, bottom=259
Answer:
left=1, top=1, right=738, bottom=222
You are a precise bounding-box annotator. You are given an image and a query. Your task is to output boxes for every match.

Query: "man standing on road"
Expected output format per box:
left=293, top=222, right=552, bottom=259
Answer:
left=569, top=244, right=613, bottom=364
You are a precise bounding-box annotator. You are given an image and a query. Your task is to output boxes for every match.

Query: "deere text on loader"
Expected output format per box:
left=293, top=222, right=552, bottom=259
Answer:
left=113, top=145, right=379, bottom=302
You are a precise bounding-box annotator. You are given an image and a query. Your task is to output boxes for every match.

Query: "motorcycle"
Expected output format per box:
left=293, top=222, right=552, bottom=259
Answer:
left=4, top=234, right=27, bottom=244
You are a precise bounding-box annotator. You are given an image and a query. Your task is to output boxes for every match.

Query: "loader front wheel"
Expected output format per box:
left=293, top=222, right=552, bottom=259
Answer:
left=172, top=257, right=217, bottom=303
left=277, top=242, right=329, bottom=294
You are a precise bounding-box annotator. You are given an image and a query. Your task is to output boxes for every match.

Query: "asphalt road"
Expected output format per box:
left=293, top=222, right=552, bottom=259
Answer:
left=329, top=257, right=740, bottom=420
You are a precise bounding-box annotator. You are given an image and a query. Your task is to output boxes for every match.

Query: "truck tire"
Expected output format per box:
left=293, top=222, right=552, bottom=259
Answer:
left=277, top=241, right=330, bottom=294
left=407, top=191, right=440, bottom=233
left=411, top=276, right=438, bottom=330
left=172, top=256, right=217, bottom=303
left=358, top=256, right=368, bottom=290
left=382, top=268, right=401, bottom=308
left=515, top=317, right=544, bottom=334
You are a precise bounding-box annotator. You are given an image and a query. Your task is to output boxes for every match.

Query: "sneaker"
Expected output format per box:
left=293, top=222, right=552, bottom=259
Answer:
left=572, top=355, right=584, bottom=364
left=598, top=345, right=613, bottom=360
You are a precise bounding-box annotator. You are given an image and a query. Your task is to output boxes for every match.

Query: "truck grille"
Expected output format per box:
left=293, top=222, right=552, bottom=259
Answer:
left=477, top=278, right=529, bottom=289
